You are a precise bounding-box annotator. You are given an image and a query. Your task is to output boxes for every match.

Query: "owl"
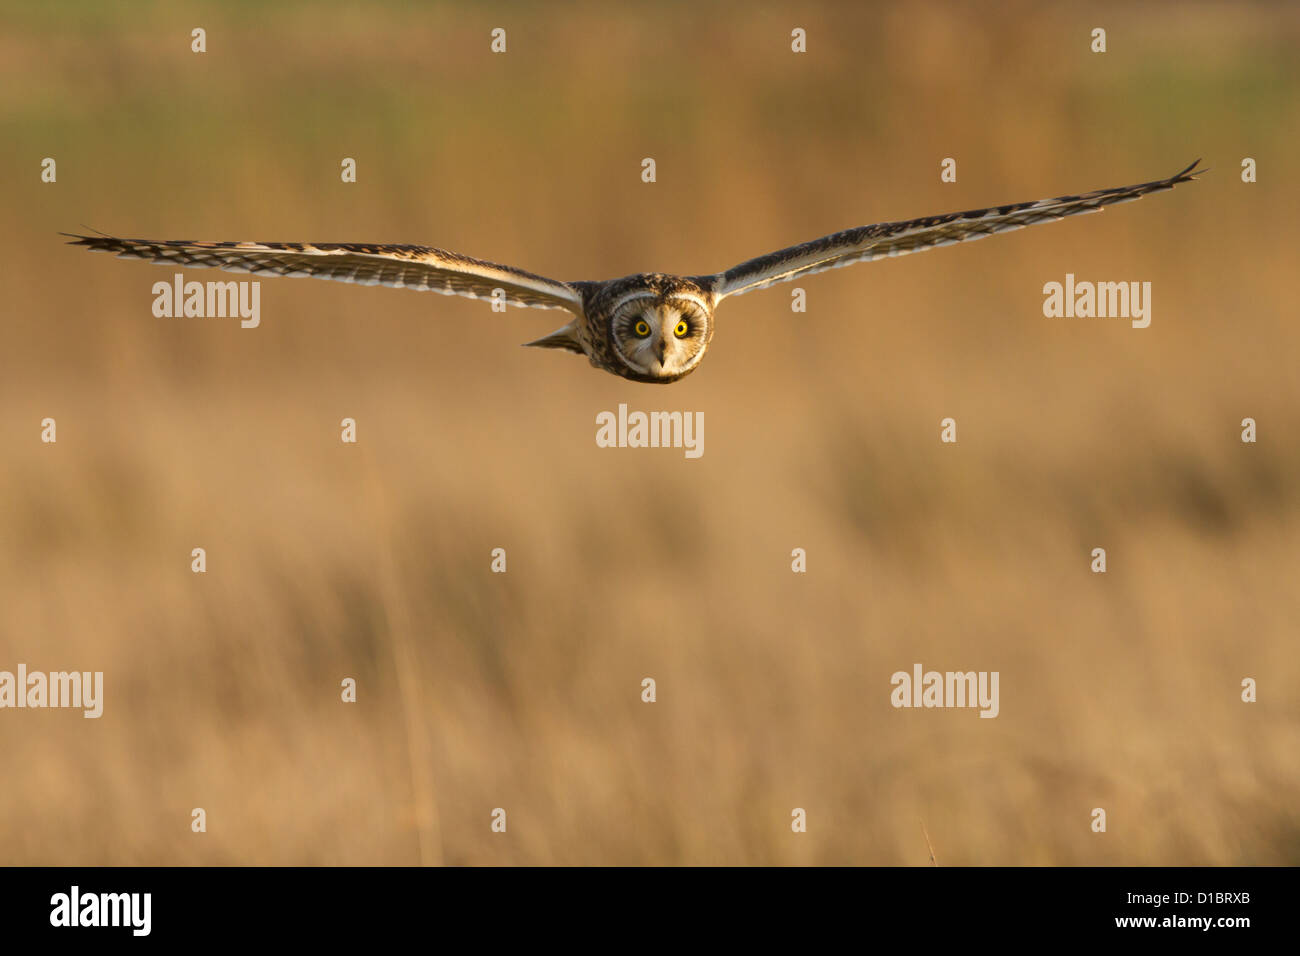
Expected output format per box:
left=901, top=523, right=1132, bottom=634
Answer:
left=69, top=161, right=1200, bottom=384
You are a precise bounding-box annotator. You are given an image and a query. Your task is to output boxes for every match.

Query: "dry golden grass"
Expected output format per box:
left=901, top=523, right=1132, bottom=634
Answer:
left=1, top=1, right=1297, bottom=864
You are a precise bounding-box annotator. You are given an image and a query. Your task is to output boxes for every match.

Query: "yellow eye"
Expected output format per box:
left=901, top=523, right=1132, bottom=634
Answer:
left=674, top=320, right=690, bottom=338
left=633, top=319, right=650, bottom=337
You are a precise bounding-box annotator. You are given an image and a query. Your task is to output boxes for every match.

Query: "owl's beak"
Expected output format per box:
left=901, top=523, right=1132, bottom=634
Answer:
left=654, top=337, right=668, bottom=364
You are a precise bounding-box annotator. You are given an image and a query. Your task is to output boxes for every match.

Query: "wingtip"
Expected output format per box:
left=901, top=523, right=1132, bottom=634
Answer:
left=62, top=226, right=115, bottom=245
left=1175, top=158, right=1207, bottom=182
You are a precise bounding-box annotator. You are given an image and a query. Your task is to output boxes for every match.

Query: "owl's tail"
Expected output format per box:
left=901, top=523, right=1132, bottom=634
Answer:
left=522, top=321, right=583, bottom=355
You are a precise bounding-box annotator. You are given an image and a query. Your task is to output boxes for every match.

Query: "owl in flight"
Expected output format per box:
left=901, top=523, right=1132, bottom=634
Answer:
left=70, top=161, right=1200, bottom=384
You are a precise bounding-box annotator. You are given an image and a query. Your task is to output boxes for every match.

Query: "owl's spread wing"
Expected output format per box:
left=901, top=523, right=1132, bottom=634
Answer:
left=66, top=235, right=583, bottom=312
left=707, top=160, right=1203, bottom=300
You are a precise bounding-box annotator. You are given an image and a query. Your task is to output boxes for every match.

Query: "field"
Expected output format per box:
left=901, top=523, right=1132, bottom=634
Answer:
left=1, top=1, right=1297, bottom=864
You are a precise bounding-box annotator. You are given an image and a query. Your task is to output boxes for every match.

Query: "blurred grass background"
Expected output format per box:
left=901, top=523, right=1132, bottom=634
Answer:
left=1, top=0, right=1297, bottom=864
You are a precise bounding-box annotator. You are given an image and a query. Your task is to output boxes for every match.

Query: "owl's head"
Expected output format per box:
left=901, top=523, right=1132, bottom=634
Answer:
left=610, top=293, right=713, bottom=383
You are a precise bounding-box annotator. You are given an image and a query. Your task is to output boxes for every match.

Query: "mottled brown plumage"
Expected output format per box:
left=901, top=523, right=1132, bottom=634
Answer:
left=67, top=161, right=1201, bottom=384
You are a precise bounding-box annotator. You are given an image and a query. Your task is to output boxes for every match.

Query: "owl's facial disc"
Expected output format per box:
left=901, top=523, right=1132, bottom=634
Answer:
left=613, top=297, right=710, bottom=380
